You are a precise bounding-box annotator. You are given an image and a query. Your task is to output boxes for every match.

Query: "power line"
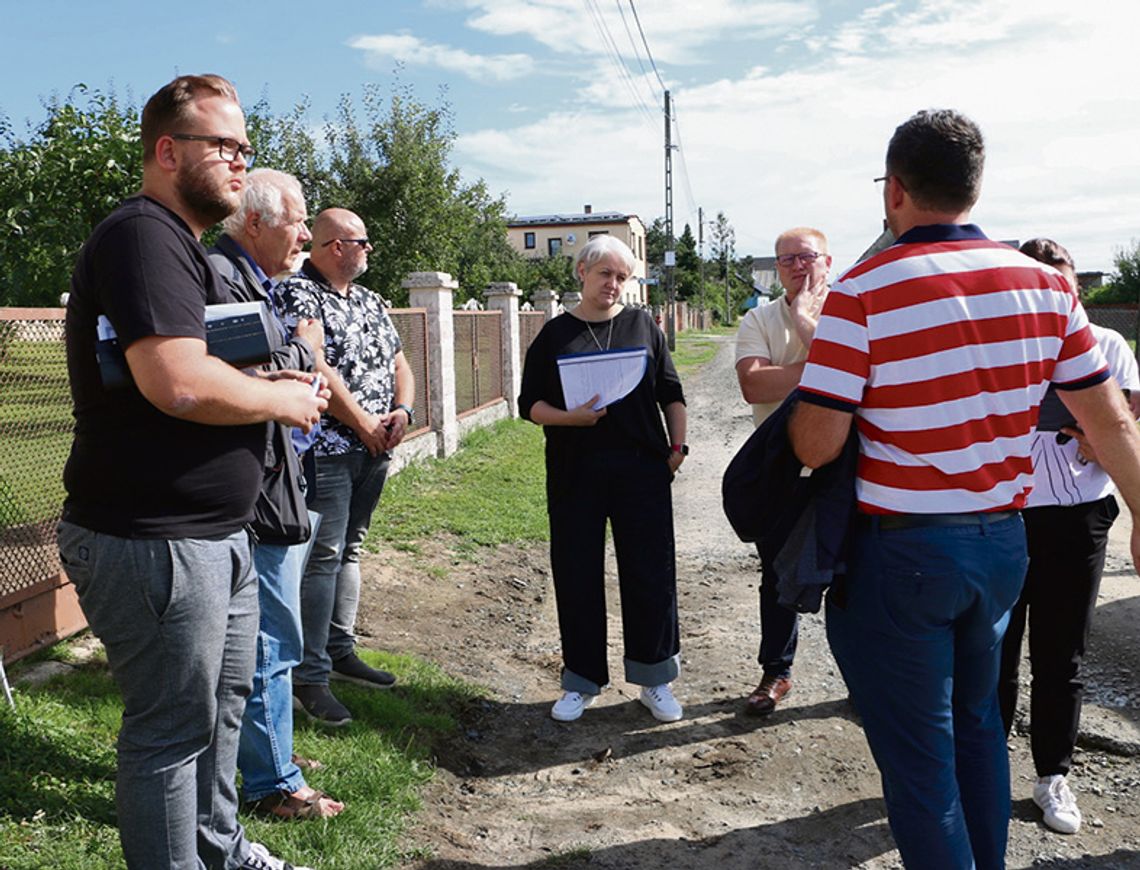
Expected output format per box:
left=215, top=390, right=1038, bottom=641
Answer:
left=670, top=98, right=699, bottom=226
left=614, top=0, right=661, bottom=111
left=582, top=0, right=657, bottom=129
left=628, top=0, right=667, bottom=93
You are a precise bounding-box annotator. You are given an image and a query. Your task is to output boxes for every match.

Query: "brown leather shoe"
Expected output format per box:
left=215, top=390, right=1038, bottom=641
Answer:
left=745, top=675, right=793, bottom=716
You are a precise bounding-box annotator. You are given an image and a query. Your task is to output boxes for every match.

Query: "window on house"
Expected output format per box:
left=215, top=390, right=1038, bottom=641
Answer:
left=524, top=231, right=536, bottom=249
left=548, top=237, right=562, bottom=256
left=588, top=230, right=609, bottom=238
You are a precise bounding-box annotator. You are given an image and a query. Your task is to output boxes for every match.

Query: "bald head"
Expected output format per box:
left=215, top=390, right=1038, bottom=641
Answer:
left=309, top=208, right=372, bottom=291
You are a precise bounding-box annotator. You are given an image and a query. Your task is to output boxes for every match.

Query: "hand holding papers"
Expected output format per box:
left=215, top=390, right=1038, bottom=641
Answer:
left=557, top=347, right=648, bottom=411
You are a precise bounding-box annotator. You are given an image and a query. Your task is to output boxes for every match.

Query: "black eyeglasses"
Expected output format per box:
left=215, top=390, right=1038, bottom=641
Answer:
left=321, top=238, right=371, bottom=249
left=776, top=251, right=825, bottom=267
left=170, top=134, right=257, bottom=168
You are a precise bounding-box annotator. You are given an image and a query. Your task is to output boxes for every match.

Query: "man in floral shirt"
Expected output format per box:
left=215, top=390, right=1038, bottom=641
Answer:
left=279, top=208, right=415, bottom=726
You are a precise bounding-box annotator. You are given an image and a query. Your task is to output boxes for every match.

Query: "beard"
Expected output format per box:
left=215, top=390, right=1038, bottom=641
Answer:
left=347, top=258, right=368, bottom=282
left=176, top=162, right=239, bottom=228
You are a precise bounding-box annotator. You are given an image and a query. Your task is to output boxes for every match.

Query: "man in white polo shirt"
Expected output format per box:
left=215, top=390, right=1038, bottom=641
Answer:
left=734, top=226, right=831, bottom=715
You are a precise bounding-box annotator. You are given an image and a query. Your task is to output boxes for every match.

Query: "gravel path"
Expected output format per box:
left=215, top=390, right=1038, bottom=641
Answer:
left=361, top=333, right=1140, bottom=869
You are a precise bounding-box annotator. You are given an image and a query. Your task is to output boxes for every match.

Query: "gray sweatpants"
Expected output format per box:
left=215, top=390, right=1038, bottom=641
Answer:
left=58, top=521, right=259, bottom=870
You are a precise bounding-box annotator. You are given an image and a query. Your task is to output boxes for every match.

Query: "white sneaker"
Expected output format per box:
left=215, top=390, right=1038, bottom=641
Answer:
left=551, top=691, right=596, bottom=722
left=241, top=842, right=315, bottom=870
left=640, top=684, right=683, bottom=722
left=1033, top=775, right=1082, bottom=834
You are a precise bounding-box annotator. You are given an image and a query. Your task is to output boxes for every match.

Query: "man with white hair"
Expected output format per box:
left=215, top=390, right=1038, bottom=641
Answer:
left=280, top=208, right=415, bottom=727
left=208, top=168, right=343, bottom=819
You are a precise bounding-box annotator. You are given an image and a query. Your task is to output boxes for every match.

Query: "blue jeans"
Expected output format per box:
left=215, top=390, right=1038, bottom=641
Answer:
left=57, top=521, right=258, bottom=870
left=296, top=451, right=390, bottom=686
left=827, top=514, right=1027, bottom=870
left=237, top=511, right=319, bottom=801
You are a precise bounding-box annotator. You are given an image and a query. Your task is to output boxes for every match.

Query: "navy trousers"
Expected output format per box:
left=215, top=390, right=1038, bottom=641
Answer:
left=828, top=513, right=1028, bottom=870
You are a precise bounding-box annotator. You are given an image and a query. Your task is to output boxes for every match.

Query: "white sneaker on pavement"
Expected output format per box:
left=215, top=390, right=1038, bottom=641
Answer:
left=551, top=691, right=596, bottom=722
left=640, top=684, right=683, bottom=722
left=1033, top=775, right=1082, bottom=834
left=241, top=841, right=315, bottom=870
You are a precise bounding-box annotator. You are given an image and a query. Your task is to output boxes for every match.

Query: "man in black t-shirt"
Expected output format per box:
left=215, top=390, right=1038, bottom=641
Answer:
left=57, top=75, right=324, bottom=870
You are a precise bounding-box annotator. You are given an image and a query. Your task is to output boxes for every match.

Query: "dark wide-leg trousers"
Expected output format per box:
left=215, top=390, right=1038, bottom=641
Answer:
left=547, top=448, right=680, bottom=695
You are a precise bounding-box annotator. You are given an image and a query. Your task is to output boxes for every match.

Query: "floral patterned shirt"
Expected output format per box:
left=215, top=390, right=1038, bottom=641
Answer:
left=279, top=259, right=403, bottom=457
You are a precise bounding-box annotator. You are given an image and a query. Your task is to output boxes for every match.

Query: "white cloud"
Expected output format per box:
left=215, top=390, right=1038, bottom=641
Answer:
left=348, top=32, right=534, bottom=83
left=454, top=0, right=812, bottom=64
left=456, top=0, right=1140, bottom=273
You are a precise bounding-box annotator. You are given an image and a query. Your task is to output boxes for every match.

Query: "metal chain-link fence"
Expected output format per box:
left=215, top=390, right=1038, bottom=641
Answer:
left=389, top=309, right=431, bottom=433
left=0, top=311, right=70, bottom=602
left=520, top=311, right=546, bottom=353
left=453, top=310, right=504, bottom=414
left=1086, top=306, right=1138, bottom=344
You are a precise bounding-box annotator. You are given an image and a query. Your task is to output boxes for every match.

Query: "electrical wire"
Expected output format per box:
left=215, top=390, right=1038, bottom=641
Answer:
left=628, top=0, right=667, bottom=93
left=615, top=0, right=661, bottom=111
left=582, top=0, right=658, bottom=129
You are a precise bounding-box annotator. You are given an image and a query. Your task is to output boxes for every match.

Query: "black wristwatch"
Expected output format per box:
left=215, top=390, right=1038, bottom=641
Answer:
left=394, top=403, right=415, bottom=426
left=671, top=443, right=689, bottom=456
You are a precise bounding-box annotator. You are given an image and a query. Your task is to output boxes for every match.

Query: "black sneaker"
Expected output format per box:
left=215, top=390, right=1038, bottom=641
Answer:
left=331, top=652, right=397, bottom=690
left=292, top=684, right=352, bottom=727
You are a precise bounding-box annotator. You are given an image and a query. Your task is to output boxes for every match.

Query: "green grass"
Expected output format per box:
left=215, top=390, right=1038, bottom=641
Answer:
left=368, top=416, right=549, bottom=556
left=671, top=327, right=727, bottom=375
left=0, top=649, right=481, bottom=870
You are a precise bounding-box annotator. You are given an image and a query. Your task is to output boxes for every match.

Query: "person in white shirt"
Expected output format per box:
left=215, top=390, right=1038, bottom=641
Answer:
left=733, top=226, right=831, bottom=714
left=998, top=237, right=1140, bottom=835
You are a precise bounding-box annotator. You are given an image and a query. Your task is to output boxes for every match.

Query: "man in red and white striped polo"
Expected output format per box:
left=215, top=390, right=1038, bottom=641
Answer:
left=789, top=109, right=1140, bottom=870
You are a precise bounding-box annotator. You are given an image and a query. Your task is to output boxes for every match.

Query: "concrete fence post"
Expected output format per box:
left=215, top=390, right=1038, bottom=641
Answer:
left=561, top=290, right=582, bottom=310
left=484, top=282, right=522, bottom=418
left=403, top=271, right=459, bottom=458
left=530, top=288, right=560, bottom=322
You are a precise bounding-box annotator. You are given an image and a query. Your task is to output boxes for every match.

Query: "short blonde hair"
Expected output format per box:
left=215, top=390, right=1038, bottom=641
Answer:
left=775, top=227, right=828, bottom=254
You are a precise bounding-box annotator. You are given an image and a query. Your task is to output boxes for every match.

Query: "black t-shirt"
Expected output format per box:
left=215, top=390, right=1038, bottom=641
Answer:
left=518, top=306, right=685, bottom=482
left=62, top=196, right=264, bottom=538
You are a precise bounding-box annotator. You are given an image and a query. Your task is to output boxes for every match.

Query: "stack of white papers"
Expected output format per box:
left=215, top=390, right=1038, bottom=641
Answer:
left=556, top=347, right=648, bottom=411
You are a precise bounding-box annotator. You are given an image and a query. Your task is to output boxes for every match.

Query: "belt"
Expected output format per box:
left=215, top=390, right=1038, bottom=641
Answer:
left=873, top=510, right=1017, bottom=530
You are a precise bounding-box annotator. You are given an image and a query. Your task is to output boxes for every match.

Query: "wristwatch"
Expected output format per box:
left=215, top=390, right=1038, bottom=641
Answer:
left=394, top=403, right=415, bottom=426
left=671, top=443, right=689, bottom=455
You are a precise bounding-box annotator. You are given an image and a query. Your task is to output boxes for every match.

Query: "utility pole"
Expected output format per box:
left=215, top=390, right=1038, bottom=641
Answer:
left=664, top=89, right=676, bottom=351
left=698, top=206, right=705, bottom=323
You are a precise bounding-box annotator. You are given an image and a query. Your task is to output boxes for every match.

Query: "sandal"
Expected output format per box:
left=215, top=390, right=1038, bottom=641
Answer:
left=291, top=753, right=324, bottom=771
left=246, top=788, right=344, bottom=820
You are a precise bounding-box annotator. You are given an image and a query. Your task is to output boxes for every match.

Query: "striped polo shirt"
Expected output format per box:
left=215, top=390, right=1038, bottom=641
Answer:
left=798, top=224, right=1109, bottom=514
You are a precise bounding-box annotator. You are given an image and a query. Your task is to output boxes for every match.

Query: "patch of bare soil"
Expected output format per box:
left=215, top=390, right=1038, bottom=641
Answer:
left=356, top=336, right=1140, bottom=869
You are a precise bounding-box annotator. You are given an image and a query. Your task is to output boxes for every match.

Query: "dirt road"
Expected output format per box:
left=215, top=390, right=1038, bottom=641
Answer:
left=361, top=334, right=1140, bottom=869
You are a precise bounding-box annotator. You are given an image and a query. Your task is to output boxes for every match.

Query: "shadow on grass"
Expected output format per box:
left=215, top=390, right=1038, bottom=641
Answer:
left=0, top=664, right=119, bottom=826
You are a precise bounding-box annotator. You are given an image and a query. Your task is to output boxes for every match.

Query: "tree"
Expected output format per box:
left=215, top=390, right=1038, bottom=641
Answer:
left=1, top=79, right=518, bottom=308
left=708, top=211, right=739, bottom=322
left=674, top=223, right=701, bottom=301
left=1086, top=239, right=1140, bottom=305
left=0, top=86, right=142, bottom=306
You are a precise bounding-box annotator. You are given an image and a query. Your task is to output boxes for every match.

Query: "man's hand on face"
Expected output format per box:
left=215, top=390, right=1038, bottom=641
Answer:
left=789, top=272, right=828, bottom=345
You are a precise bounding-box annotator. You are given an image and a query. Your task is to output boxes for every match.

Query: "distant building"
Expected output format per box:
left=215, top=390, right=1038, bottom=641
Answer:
left=750, top=256, right=778, bottom=296
left=506, top=205, right=649, bottom=306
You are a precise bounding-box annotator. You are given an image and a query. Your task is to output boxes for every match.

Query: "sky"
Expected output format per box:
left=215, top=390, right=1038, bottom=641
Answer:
left=2, top=0, right=1138, bottom=277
